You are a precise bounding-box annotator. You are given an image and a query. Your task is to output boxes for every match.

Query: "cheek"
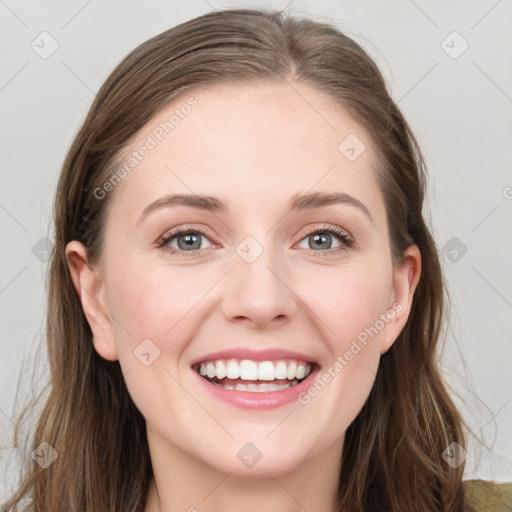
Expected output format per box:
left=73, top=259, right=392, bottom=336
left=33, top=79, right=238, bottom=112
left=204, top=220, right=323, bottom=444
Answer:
left=297, top=265, right=391, bottom=421
left=304, top=262, right=393, bottom=349
left=105, top=258, right=200, bottom=359
left=104, top=263, right=198, bottom=419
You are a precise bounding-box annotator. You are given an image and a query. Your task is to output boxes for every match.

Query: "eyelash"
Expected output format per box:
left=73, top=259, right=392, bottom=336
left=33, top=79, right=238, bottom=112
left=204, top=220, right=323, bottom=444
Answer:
left=157, top=224, right=354, bottom=257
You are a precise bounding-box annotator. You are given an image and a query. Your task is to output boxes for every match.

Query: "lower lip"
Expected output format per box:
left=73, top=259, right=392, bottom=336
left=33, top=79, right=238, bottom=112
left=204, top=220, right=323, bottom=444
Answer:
left=192, top=366, right=319, bottom=409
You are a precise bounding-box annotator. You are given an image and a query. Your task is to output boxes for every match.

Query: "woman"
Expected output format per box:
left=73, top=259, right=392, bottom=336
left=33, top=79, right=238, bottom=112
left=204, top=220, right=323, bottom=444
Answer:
left=3, top=8, right=510, bottom=512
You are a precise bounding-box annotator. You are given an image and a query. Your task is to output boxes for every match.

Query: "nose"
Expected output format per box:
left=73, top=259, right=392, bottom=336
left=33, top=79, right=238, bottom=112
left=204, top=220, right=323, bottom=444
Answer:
left=221, top=239, right=298, bottom=330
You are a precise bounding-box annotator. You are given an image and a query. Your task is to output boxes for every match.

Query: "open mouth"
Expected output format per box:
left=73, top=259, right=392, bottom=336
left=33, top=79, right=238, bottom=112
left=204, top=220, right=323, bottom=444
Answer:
left=192, top=358, right=315, bottom=392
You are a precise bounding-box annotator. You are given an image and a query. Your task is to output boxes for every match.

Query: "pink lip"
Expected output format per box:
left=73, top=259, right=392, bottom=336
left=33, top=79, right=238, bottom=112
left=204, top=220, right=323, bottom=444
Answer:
left=190, top=348, right=317, bottom=366
left=192, top=365, right=320, bottom=410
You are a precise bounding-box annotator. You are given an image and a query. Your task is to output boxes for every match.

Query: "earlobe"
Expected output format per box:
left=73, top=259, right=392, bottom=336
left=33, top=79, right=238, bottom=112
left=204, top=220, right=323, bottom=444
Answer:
left=65, top=241, right=118, bottom=361
left=380, top=244, right=422, bottom=354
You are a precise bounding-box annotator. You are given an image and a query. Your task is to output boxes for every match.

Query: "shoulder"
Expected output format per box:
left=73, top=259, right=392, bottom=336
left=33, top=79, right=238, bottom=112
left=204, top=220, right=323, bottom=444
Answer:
left=464, top=479, right=512, bottom=512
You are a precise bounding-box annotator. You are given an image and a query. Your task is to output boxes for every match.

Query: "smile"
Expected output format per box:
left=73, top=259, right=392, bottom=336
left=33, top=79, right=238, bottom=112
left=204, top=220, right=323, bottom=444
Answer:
left=192, top=359, right=313, bottom=392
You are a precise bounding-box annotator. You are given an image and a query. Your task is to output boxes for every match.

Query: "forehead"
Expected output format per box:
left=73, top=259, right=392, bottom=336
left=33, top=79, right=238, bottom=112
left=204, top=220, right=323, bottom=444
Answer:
left=106, top=80, right=385, bottom=226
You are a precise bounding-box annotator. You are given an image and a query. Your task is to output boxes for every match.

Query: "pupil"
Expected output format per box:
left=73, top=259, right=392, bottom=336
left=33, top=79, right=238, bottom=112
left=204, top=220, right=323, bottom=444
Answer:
left=179, top=233, right=200, bottom=250
left=311, top=233, right=331, bottom=250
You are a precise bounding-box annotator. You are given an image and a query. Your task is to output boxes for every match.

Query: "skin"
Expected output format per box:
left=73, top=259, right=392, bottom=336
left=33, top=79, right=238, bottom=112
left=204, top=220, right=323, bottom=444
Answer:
left=66, top=81, right=421, bottom=512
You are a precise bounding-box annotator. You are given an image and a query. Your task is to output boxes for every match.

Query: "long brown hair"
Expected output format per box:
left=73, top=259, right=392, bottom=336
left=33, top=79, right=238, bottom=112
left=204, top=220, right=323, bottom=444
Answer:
left=2, top=8, right=469, bottom=511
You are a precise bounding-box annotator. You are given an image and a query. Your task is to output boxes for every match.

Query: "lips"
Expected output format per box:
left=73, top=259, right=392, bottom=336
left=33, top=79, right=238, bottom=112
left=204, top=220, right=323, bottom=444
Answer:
left=190, top=348, right=318, bottom=407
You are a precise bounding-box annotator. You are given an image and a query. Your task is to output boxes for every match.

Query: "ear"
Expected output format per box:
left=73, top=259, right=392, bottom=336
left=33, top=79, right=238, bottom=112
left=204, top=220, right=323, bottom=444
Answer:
left=380, top=244, right=422, bottom=354
left=65, top=241, right=118, bottom=361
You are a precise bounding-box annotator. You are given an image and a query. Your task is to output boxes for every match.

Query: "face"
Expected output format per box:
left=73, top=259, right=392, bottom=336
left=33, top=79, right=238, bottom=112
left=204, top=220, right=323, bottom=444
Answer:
left=67, top=81, right=420, bottom=479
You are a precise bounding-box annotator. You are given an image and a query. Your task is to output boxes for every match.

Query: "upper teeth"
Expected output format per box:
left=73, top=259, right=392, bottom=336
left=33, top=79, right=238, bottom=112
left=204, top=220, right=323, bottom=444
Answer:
left=196, top=359, right=312, bottom=381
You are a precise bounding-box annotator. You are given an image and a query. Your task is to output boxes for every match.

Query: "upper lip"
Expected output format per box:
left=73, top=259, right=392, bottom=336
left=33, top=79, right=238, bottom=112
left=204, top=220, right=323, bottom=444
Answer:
left=190, top=348, right=318, bottom=366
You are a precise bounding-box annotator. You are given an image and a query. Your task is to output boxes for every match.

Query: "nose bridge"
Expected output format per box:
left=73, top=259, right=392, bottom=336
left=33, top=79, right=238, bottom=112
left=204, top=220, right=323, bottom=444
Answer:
left=223, top=233, right=296, bottom=327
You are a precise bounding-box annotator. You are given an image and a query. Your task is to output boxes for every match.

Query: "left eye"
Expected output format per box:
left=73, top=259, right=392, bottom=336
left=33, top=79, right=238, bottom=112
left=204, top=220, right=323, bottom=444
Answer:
left=297, top=231, right=343, bottom=251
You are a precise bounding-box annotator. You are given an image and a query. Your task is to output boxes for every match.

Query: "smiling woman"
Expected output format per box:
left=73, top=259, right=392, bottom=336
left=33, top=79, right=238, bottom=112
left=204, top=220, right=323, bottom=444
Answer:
left=3, top=7, right=508, bottom=512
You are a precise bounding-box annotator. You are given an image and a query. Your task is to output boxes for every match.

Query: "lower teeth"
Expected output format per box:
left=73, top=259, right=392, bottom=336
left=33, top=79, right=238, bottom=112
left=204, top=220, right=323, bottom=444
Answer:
left=208, top=378, right=301, bottom=392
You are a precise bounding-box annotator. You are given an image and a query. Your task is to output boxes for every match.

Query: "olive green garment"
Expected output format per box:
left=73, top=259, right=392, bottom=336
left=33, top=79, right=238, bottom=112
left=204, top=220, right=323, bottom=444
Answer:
left=464, top=480, right=512, bottom=512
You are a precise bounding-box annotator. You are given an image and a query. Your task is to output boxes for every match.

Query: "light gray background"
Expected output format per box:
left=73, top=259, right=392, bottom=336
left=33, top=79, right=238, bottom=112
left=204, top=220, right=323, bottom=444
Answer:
left=1, top=0, right=511, bottom=500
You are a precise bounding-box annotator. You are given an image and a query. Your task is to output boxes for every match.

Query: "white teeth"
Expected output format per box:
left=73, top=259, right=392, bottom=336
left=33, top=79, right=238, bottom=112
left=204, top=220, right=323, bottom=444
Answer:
left=287, top=361, right=297, bottom=380
left=258, top=361, right=275, bottom=381
left=195, top=358, right=313, bottom=382
left=240, top=360, right=258, bottom=380
left=215, top=360, right=227, bottom=379
left=213, top=380, right=299, bottom=392
left=275, top=361, right=288, bottom=379
left=226, top=360, right=240, bottom=379
left=206, top=362, right=216, bottom=379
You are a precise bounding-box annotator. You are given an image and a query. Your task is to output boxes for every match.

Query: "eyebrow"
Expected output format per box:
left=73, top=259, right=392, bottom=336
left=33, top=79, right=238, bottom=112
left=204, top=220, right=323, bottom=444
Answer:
left=137, top=191, right=373, bottom=224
